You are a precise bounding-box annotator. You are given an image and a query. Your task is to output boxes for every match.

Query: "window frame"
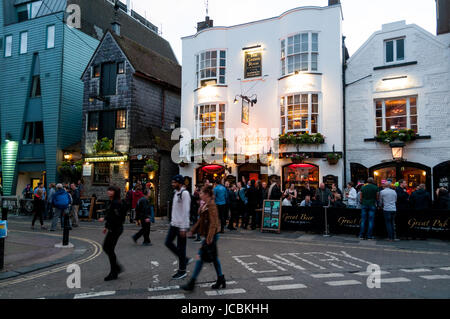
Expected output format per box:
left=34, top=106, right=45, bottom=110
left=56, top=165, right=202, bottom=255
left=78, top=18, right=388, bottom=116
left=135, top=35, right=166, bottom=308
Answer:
left=30, top=75, right=41, bottom=98
left=46, top=25, right=55, bottom=49
left=194, top=103, right=226, bottom=139
left=19, top=31, right=28, bottom=55
left=117, top=61, right=125, bottom=75
left=88, top=112, right=99, bottom=132
left=22, top=121, right=44, bottom=145
left=281, top=32, right=319, bottom=76
left=5, top=35, right=13, bottom=58
left=384, top=37, right=405, bottom=64
left=280, top=93, right=320, bottom=135
left=115, top=109, right=127, bottom=130
left=195, top=49, right=227, bottom=88
left=93, top=162, right=110, bottom=186
left=374, top=96, right=418, bottom=135
left=93, top=65, right=101, bottom=78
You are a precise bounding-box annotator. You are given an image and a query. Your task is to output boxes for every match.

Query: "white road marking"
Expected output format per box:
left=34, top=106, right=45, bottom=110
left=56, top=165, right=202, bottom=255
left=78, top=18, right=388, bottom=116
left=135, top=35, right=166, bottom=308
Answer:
left=400, top=268, right=431, bottom=273
left=74, top=291, right=116, bottom=299
left=420, top=275, right=450, bottom=280
left=380, top=277, right=411, bottom=283
left=354, top=271, right=390, bottom=276
left=149, top=294, right=185, bottom=299
left=198, top=281, right=237, bottom=288
left=325, top=280, right=362, bottom=286
left=150, top=261, right=159, bottom=268
left=267, top=284, right=307, bottom=291
left=257, top=276, right=294, bottom=283
left=232, top=256, right=278, bottom=274
left=205, top=289, right=246, bottom=296
left=281, top=253, right=326, bottom=270
left=311, top=273, right=345, bottom=279
left=440, top=267, right=450, bottom=271
left=148, top=285, right=180, bottom=292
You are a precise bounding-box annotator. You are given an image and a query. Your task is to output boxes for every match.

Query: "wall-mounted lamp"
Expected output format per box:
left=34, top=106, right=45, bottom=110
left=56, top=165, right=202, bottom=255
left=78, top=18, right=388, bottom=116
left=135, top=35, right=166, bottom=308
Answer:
left=5, top=132, right=12, bottom=142
left=389, top=139, right=405, bottom=161
left=234, top=94, right=258, bottom=107
left=170, top=122, right=177, bottom=130
left=64, top=152, right=73, bottom=161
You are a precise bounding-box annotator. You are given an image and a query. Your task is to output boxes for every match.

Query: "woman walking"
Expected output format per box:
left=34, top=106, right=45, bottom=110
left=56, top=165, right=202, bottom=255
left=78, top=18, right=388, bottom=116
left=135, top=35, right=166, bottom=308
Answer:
left=182, top=185, right=225, bottom=291
left=98, top=186, right=125, bottom=281
left=31, top=190, right=47, bottom=230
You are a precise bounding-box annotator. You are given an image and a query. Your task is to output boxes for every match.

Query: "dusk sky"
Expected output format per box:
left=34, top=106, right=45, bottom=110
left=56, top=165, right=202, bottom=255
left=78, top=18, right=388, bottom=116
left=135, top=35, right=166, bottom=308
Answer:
left=129, top=0, right=438, bottom=64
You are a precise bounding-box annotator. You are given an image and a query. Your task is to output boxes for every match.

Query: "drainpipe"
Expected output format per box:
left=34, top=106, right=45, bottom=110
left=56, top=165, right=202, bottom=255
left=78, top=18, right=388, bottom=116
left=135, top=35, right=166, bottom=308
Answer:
left=342, top=36, right=348, bottom=186
left=161, top=88, right=166, bottom=129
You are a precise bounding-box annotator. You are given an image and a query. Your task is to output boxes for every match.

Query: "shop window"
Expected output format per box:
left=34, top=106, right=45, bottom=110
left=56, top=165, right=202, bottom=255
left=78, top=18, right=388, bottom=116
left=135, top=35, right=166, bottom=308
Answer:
left=22, top=122, right=44, bottom=145
left=375, top=96, right=417, bottom=134
left=88, top=112, right=99, bottom=131
left=195, top=103, right=226, bottom=138
left=196, top=49, right=226, bottom=88
left=281, top=32, right=319, bottom=75
left=385, top=38, right=405, bottom=63
left=116, top=109, right=126, bottom=129
left=281, top=93, right=319, bottom=134
left=283, top=164, right=319, bottom=191
left=93, top=163, right=110, bottom=185
left=373, top=165, right=427, bottom=195
left=30, top=75, right=41, bottom=98
left=117, top=62, right=125, bottom=74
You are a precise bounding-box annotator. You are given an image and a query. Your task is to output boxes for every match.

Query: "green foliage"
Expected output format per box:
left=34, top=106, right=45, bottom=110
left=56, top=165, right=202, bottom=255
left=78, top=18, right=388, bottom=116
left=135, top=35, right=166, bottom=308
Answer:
left=58, top=160, right=83, bottom=182
left=191, top=138, right=227, bottom=152
left=376, top=129, right=417, bottom=144
left=94, top=137, right=114, bottom=153
left=279, top=133, right=325, bottom=146
left=143, top=159, right=159, bottom=173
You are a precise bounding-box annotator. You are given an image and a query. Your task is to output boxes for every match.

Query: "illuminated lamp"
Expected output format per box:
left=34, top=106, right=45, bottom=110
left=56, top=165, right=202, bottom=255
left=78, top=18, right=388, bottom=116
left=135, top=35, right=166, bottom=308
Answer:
left=288, top=164, right=315, bottom=169
left=389, top=139, right=405, bottom=161
left=64, top=153, right=72, bottom=161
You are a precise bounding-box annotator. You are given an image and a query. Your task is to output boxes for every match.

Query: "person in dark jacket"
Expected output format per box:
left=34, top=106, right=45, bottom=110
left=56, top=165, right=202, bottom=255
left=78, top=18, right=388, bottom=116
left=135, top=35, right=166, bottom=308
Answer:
left=395, top=180, right=410, bottom=211
left=98, top=186, right=125, bottom=281
left=132, top=189, right=152, bottom=246
left=436, top=187, right=450, bottom=210
left=268, top=177, right=282, bottom=200
left=409, top=184, right=432, bottom=210
left=70, top=183, right=80, bottom=228
left=227, top=183, right=238, bottom=231
left=245, top=180, right=259, bottom=230
left=315, top=183, right=333, bottom=207
left=31, top=190, right=46, bottom=230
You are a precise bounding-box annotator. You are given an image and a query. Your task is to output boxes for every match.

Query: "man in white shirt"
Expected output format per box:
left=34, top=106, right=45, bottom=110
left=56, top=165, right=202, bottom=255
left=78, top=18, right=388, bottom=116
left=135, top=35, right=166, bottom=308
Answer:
left=379, top=181, right=398, bottom=241
left=346, top=182, right=358, bottom=209
left=165, top=175, right=192, bottom=280
left=300, top=195, right=312, bottom=207
left=282, top=195, right=293, bottom=207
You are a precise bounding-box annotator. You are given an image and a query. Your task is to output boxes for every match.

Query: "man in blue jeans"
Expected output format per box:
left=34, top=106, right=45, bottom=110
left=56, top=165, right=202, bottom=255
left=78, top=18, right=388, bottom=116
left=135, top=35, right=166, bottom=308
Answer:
left=359, top=178, right=379, bottom=240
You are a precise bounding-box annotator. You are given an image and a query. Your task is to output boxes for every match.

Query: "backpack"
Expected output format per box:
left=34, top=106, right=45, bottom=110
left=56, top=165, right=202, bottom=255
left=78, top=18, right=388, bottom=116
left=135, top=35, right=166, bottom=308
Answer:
left=181, top=189, right=198, bottom=223
left=54, top=192, right=70, bottom=209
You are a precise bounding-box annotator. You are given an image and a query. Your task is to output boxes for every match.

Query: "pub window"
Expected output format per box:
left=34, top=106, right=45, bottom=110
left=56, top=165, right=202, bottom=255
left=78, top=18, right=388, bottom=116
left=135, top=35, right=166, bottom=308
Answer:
left=281, top=32, right=319, bottom=75
left=22, top=122, right=44, bottom=145
left=88, top=112, right=99, bottom=131
left=280, top=93, right=319, bottom=134
left=117, top=62, right=125, bottom=74
left=93, top=163, right=110, bottom=185
left=30, top=75, right=41, bottom=97
left=194, top=103, right=226, bottom=139
left=116, top=109, right=126, bottom=129
left=195, top=49, right=226, bottom=88
left=375, top=96, right=417, bottom=135
left=93, top=65, right=101, bottom=78
left=385, top=38, right=405, bottom=63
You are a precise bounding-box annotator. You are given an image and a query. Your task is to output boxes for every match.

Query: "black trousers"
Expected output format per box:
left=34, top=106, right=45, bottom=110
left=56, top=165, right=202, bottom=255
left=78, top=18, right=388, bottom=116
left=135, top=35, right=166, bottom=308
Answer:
left=217, top=205, right=228, bottom=231
left=244, top=204, right=256, bottom=228
left=133, top=219, right=151, bottom=244
left=103, top=227, right=123, bottom=274
left=165, top=226, right=187, bottom=272
left=32, top=210, right=44, bottom=226
left=228, top=205, right=239, bottom=229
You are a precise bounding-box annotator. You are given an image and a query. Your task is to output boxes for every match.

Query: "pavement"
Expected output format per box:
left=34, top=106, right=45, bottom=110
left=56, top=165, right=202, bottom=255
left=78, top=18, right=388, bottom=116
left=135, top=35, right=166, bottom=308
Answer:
left=0, top=215, right=449, bottom=299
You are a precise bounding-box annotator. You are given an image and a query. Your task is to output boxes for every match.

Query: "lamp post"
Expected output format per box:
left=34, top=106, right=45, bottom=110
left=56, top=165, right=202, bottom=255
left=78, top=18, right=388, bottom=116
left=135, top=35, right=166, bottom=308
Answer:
left=389, top=139, right=405, bottom=161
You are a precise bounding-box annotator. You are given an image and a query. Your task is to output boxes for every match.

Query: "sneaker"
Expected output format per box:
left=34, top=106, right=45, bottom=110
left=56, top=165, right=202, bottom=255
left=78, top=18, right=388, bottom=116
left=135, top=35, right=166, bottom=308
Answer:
left=186, top=257, right=194, bottom=265
left=142, top=242, right=152, bottom=246
left=172, top=271, right=187, bottom=280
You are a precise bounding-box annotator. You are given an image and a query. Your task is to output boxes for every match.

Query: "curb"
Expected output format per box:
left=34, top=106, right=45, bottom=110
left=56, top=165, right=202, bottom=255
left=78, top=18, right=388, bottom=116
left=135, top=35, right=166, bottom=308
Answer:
left=0, top=239, right=88, bottom=281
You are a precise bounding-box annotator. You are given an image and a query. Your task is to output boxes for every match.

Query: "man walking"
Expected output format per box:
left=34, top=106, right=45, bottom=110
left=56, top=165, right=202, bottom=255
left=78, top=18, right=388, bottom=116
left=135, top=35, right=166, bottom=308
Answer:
left=50, top=184, right=71, bottom=232
left=132, top=189, right=152, bottom=246
left=214, top=179, right=229, bottom=233
left=359, top=178, right=379, bottom=240
left=70, top=183, right=80, bottom=228
left=165, top=175, right=192, bottom=280
left=380, top=181, right=398, bottom=241
left=47, top=183, right=56, bottom=220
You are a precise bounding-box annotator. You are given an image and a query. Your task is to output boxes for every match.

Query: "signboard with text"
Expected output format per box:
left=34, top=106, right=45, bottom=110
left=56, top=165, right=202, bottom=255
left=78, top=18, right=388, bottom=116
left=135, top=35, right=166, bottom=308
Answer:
left=262, top=200, right=282, bottom=234
left=244, top=51, right=262, bottom=79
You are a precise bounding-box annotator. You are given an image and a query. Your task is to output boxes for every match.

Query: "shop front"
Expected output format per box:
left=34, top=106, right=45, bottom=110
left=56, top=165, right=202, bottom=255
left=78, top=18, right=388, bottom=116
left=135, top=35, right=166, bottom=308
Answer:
left=196, top=165, right=226, bottom=185
left=282, top=163, right=320, bottom=199
left=238, top=163, right=268, bottom=184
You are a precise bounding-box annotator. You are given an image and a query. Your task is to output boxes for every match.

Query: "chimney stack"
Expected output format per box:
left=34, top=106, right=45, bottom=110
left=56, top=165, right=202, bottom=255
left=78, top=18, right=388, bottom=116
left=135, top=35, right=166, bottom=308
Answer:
left=436, top=0, right=450, bottom=35
left=328, top=0, right=340, bottom=5
left=197, top=16, right=214, bottom=32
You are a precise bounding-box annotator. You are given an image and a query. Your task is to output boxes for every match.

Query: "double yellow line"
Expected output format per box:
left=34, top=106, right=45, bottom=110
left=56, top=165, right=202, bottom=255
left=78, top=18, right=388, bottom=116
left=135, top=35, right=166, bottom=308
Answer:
left=0, top=230, right=103, bottom=288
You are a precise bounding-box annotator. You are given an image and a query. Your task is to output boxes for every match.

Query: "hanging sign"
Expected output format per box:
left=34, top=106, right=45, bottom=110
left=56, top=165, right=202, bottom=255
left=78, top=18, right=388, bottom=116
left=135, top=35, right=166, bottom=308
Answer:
left=241, top=98, right=249, bottom=125
left=244, top=51, right=262, bottom=79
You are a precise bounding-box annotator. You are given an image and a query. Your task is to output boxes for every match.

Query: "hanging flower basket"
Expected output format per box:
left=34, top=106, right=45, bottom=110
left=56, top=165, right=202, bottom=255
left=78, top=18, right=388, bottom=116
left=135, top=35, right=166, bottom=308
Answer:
left=143, top=159, right=159, bottom=173
left=279, top=133, right=325, bottom=146
left=94, top=137, right=114, bottom=154
left=326, top=153, right=341, bottom=165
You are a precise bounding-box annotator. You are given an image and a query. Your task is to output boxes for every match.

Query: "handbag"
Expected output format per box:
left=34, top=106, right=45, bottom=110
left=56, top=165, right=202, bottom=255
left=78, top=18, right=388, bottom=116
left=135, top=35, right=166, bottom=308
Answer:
left=200, top=241, right=217, bottom=263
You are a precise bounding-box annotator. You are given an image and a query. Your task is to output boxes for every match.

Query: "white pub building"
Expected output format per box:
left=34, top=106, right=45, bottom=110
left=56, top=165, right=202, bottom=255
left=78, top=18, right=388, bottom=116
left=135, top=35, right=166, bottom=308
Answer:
left=345, top=0, right=450, bottom=198
left=178, top=0, right=346, bottom=194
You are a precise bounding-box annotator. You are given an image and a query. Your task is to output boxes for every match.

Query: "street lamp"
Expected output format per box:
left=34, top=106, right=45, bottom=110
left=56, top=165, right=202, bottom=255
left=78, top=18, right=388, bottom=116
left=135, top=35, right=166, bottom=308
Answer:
left=389, top=139, right=405, bottom=161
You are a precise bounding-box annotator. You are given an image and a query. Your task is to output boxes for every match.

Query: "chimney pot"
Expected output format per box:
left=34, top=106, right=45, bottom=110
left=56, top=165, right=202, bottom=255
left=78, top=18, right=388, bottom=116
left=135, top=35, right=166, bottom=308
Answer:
left=328, top=0, right=340, bottom=5
left=197, top=16, right=214, bottom=32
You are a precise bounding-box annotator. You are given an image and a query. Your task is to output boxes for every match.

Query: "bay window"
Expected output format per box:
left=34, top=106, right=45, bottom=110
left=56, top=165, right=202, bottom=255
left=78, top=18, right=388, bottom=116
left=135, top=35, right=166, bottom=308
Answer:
left=375, top=96, right=417, bottom=134
left=281, top=32, right=319, bottom=75
left=196, top=50, right=226, bottom=87
left=194, top=103, right=226, bottom=138
left=280, top=93, right=319, bottom=134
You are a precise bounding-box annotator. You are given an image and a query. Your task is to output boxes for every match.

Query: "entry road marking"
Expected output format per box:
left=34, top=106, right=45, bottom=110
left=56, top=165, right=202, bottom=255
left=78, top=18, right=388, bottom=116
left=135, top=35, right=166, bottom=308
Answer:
left=205, top=289, right=246, bottom=296
left=311, top=273, right=345, bottom=279
left=149, top=294, right=185, bottom=299
left=325, top=280, right=362, bottom=286
left=380, top=277, right=411, bottom=283
left=267, top=284, right=307, bottom=291
left=400, top=268, right=431, bottom=273
left=420, top=275, right=450, bottom=280
left=74, top=291, right=116, bottom=299
left=258, top=276, right=294, bottom=283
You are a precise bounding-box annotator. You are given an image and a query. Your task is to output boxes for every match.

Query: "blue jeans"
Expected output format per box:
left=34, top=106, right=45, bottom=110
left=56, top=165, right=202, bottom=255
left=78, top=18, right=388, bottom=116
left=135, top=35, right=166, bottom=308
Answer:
left=383, top=211, right=396, bottom=240
left=191, top=234, right=223, bottom=280
left=150, top=205, right=155, bottom=223
left=359, top=205, right=376, bottom=238
left=51, top=208, right=70, bottom=231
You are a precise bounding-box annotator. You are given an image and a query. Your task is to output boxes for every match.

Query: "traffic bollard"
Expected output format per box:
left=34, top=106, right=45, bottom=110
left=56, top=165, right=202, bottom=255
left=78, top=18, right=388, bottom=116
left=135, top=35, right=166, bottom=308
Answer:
left=62, top=212, right=70, bottom=246
left=323, top=206, right=331, bottom=237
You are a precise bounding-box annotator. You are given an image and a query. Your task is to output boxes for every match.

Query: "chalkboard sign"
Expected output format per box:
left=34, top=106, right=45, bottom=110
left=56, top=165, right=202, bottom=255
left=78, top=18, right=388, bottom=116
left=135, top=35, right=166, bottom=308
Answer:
left=79, top=197, right=95, bottom=221
left=262, top=200, right=282, bottom=233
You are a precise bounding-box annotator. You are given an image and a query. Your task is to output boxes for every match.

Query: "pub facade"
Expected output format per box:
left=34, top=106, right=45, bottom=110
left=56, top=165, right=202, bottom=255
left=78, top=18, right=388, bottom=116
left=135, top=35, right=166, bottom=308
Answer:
left=81, top=30, right=181, bottom=214
left=345, top=16, right=450, bottom=197
left=178, top=1, right=345, bottom=195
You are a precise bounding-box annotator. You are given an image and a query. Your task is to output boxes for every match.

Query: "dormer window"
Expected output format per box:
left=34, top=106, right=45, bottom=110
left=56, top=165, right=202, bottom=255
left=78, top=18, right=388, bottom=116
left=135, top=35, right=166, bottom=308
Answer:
left=385, top=38, right=405, bottom=63
left=16, top=1, right=43, bottom=22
